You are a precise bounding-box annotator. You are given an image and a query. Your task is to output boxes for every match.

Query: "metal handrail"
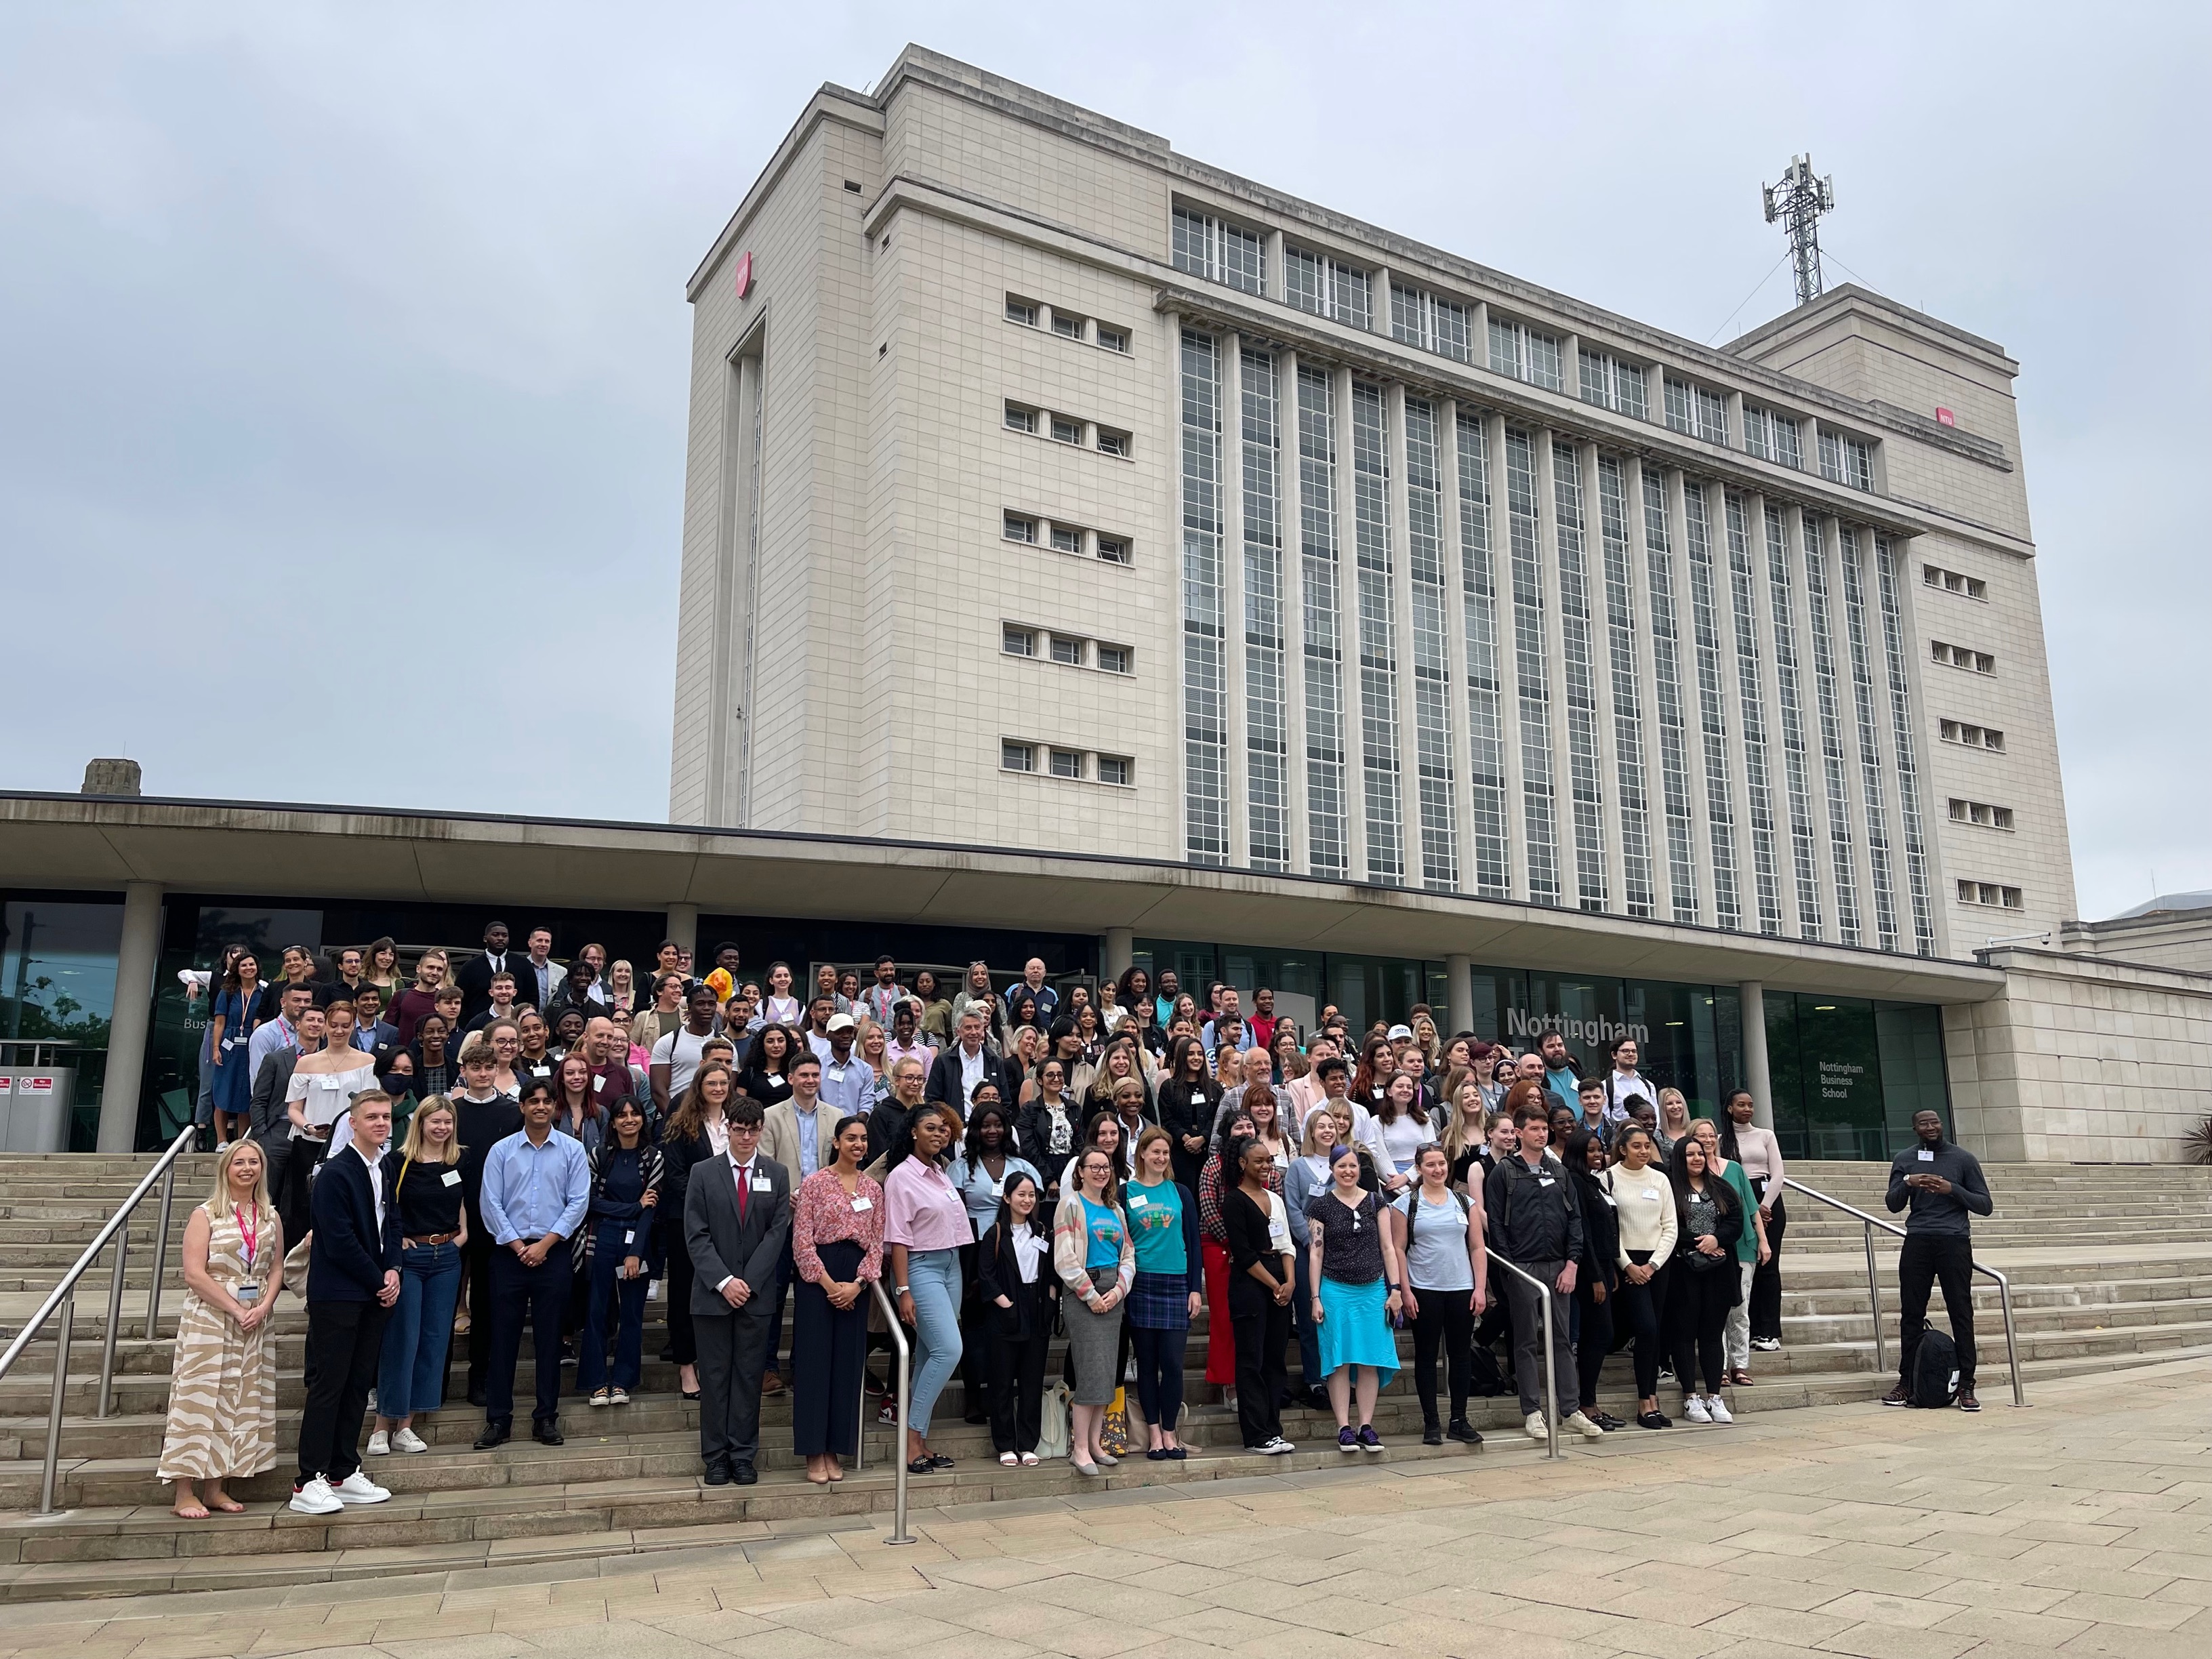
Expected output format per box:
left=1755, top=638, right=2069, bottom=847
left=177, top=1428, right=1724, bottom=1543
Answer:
left=1782, top=1177, right=2025, bottom=1408
left=0, top=1125, right=197, bottom=1512
left=1481, top=1250, right=1562, bottom=1460
left=859, top=1279, right=914, bottom=1544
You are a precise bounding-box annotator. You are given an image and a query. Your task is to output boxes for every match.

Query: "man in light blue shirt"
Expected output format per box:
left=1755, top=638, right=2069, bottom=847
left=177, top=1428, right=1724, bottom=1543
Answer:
left=247, top=982, right=314, bottom=1099
left=817, top=1015, right=874, bottom=1122
left=476, top=1081, right=591, bottom=1449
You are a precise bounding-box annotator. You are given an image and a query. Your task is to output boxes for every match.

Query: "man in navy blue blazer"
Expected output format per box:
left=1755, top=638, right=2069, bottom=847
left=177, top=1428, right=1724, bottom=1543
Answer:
left=291, top=1089, right=403, bottom=1515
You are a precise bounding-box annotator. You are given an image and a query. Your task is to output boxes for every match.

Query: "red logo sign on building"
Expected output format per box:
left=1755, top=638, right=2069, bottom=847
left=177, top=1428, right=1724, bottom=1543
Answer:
left=734, top=251, right=754, bottom=300
left=1936, top=407, right=1955, bottom=427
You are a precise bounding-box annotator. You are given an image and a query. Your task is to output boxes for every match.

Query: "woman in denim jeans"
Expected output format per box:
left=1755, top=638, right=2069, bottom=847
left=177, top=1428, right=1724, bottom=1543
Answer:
left=579, top=1099, right=664, bottom=1406
left=368, top=1099, right=467, bottom=1456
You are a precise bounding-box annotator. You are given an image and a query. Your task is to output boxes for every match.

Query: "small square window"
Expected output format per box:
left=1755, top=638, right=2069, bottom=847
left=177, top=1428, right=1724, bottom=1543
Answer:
left=1097, top=535, right=1131, bottom=565
left=1096, top=325, right=1129, bottom=354
left=1002, top=625, right=1036, bottom=657
left=1949, top=799, right=1968, bottom=821
left=1098, top=755, right=1131, bottom=787
left=1005, top=403, right=1036, bottom=434
left=1993, top=806, right=2014, bottom=830
left=1001, top=741, right=1035, bottom=774
left=1940, top=719, right=1960, bottom=742
left=1097, top=644, right=1131, bottom=675
left=1967, top=577, right=1987, bottom=600
left=1003, top=512, right=1036, bottom=544
left=1049, top=635, right=1084, bottom=666
left=1974, top=652, right=1995, bottom=674
left=1049, top=748, right=1084, bottom=779
left=1051, top=313, right=1082, bottom=340
left=1051, top=415, right=1083, bottom=445
left=1097, top=428, right=1130, bottom=458
left=1005, top=297, right=1038, bottom=326
left=1957, top=880, right=1977, bottom=903
left=1050, top=525, right=1082, bottom=554
left=2002, top=886, right=2022, bottom=908
left=1984, top=729, right=2005, bottom=752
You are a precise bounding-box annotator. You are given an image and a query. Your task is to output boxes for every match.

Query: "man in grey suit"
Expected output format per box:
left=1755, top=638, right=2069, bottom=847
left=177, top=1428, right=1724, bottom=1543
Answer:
left=685, top=1096, right=790, bottom=1486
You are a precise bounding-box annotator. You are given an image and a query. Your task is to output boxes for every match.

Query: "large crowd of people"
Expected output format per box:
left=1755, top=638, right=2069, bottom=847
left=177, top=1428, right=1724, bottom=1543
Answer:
left=155, top=924, right=1992, bottom=1520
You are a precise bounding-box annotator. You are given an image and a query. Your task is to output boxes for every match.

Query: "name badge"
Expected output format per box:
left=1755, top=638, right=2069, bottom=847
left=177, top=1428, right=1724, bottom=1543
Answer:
left=1916, top=1149, right=1936, bottom=1162
left=1538, top=1176, right=1555, bottom=1188
left=988, top=1183, right=1002, bottom=1199
left=235, top=1283, right=262, bottom=1305
left=852, top=1195, right=873, bottom=1212
left=752, top=1176, right=773, bottom=1193
left=1126, top=1192, right=1148, bottom=1208
left=594, top=1077, right=607, bottom=1093
left=441, top=1170, right=462, bottom=1187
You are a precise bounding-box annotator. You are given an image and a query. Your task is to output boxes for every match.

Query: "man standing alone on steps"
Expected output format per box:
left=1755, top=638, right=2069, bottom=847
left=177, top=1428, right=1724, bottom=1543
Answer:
left=1881, top=1109, right=1993, bottom=1414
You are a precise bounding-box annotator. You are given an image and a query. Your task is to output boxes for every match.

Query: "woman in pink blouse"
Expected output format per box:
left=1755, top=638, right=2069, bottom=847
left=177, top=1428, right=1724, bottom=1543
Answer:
left=791, top=1113, right=885, bottom=1484
left=884, top=1101, right=969, bottom=1474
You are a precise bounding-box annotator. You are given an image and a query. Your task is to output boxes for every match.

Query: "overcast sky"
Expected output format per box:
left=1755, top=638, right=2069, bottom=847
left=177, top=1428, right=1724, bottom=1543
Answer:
left=3, top=3, right=2205, bottom=921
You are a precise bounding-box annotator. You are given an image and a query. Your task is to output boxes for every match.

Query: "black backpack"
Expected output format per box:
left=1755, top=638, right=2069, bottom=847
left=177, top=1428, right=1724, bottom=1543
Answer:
left=1912, top=1321, right=1959, bottom=1408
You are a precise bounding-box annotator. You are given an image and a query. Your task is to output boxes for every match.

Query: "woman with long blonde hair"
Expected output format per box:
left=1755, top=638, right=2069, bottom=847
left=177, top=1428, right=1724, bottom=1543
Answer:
left=159, top=1139, right=283, bottom=1518
left=369, top=1097, right=468, bottom=1456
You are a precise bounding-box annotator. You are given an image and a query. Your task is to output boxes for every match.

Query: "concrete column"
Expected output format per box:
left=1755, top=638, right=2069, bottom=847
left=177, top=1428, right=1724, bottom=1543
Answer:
left=98, top=882, right=163, bottom=1153
left=1446, top=954, right=1475, bottom=1038
left=665, top=903, right=700, bottom=966
left=1103, top=928, right=1135, bottom=983
left=1739, top=979, right=1775, bottom=1130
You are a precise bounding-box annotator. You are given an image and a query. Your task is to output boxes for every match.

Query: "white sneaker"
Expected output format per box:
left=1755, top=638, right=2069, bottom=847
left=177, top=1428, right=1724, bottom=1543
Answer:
left=1523, top=1411, right=1550, bottom=1443
left=1683, top=1395, right=1713, bottom=1425
left=329, top=1471, right=390, bottom=1505
left=289, top=1477, right=344, bottom=1515
left=392, top=1427, right=430, bottom=1453
left=365, top=1430, right=390, bottom=1457
left=1265, top=1437, right=1296, bottom=1455
left=1563, top=1410, right=1607, bottom=1442
left=1706, top=1395, right=1734, bottom=1425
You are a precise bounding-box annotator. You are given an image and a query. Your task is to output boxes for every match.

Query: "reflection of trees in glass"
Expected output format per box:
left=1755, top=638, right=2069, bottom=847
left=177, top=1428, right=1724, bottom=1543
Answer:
left=1, top=972, right=112, bottom=1044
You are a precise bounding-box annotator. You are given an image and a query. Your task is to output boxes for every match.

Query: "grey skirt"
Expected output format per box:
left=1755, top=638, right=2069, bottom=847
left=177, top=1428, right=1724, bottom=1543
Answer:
left=1065, top=1265, right=1125, bottom=1405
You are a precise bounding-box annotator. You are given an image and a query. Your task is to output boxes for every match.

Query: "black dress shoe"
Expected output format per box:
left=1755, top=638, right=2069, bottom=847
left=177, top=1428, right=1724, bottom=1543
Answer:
left=731, top=1462, right=758, bottom=1486
left=533, top=1422, right=564, bottom=1446
left=703, top=1461, right=733, bottom=1486
left=474, top=1422, right=510, bottom=1450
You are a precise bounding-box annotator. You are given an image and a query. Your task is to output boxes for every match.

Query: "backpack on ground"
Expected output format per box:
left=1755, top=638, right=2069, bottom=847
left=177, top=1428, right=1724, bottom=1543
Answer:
left=1912, top=1322, right=1959, bottom=1408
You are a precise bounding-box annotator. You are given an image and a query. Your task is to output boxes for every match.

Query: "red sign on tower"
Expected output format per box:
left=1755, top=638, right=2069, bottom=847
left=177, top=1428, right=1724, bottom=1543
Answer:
left=734, top=251, right=754, bottom=300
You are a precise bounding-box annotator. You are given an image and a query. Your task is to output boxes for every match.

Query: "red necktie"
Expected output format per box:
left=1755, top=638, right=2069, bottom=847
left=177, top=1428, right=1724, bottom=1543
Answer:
left=737, top=1164, right=750, bottom=1223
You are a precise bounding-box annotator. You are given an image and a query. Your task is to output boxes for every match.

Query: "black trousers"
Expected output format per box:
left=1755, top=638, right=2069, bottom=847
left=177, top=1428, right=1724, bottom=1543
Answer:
left=1574, top=1281, right=1614, bottom=1412
left=958, top=1241, right=991, bottom=1421
left=1406, top=1285, right=1475, bottom=1427
left=987, top=1326, right=1050, bottom=1455
left=665, top=1244, right=698, bottom=1366
left=1614, top=1253, right=1671, bottom=1399
left=297, top=1297, right=389, bottom=1484
left=1230, top=1296, right=1290, bottom=1448
left=1665, top=1262, right=1734, bottom=1395
left=695, top=1307, right=773, bottom=1471
left=1750, top=1193, right=1787, bottom=1340
left=1898, top=1231, right=1977, bottom=1391
left=276, top=1133, right=327, bottom=1264
left=1129, top=1324, right=1186, bottom=1432
left=1471, top=1286, right=1513, bottom=1395
left=790, top=1241, right=866, bottom=1457
left=485, top=1248, right=571, bottom=1428
left=459, top=1225, right=496, bottom=1390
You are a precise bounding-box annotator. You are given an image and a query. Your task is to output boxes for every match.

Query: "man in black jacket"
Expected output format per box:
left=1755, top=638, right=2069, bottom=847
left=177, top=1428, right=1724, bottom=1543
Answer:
left=291, top=1090, right=402, bottom=1515
left=1882, top=1110, right=1994, bottom=1412
left=1483, top=1101, right=1604, bottom=1443
left=456, top=921, right=540, bottom=1025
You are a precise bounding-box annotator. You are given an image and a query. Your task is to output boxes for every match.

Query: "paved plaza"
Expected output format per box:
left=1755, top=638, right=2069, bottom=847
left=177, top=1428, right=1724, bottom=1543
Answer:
left=10, top=1355, right=2211, bottom=1659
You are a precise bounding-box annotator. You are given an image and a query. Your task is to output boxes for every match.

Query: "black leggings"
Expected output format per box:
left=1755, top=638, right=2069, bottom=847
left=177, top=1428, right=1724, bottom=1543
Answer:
left=1666, top=1261, right=1734, bottom=1395
left=1574, top=1279, right=1614, bottom=1412
left=1128, top=1325, right=1187, bottom=1431
left=1613, top=1253, right=1670, bottom=1399
left=1407, top=1284, right=1475, bottom=1427
left=1750, top=1194, right=1786, bottom=1340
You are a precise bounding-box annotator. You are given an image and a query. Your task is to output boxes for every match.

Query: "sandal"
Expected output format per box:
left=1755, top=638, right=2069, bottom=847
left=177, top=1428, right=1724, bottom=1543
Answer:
left=173, top=1502, right=209, bottom=1520
left=1000, top=1451, right=1018, bottom=1466
left=906, top=1456, right=935, bottom=1475
left=1019, top=1452, right=1039, bottom=1467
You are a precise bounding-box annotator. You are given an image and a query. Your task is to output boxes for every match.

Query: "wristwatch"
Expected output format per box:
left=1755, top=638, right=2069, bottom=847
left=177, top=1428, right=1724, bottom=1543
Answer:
left=894, top=1285, right=910, bottom=1296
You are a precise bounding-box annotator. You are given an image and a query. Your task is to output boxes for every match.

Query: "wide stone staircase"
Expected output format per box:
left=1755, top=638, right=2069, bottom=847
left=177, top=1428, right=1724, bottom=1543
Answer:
left=0, top=1152, right=2207, bottom=1601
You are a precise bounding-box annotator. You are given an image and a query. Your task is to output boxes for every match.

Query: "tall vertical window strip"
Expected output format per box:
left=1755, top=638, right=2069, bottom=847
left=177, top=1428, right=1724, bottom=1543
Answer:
left=1597, top=457, right=1654, bottom=917
left=1490, top=319, right=1564, bottom=392
left=1506, top=429, right=1560, bottom=904
left=1286, top=247, right=1370, bottom=329
left=1391, top=285, right=1471, bottom=363
left=1683, top=482, right=1740, bottom=928
left=1404, top=397, right=1457, bottom=891
left=1840, top=528, right=1900, bottom=949
left=1578, top=350, right=1649, bottom=420
left=1726, top=493, right=1784, bottom=935
left=1553, top=443, right=1608, bottom=912
left=1179, top=331, right=1228, bottom=865
left=1641, top=470, right=1698, bottom=922
left=1455, top=411, right=1511, bottom=897
left=1240, top=347, right=1288, bottom=872
left=1765, top=505, right=1822, bottom=940
left=1172, top=207, right=1264, bottom=295
left=1350, top=382, right=1401, bottom=884
left=1877, top=537, right=1938, bottom=956
left=1801, top=513, right=1862, bottom=945
left=1297, top=367, right=1348, bottom=877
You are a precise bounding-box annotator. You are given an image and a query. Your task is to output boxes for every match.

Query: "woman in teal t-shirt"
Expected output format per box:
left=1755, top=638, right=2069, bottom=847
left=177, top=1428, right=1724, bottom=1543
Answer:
left=1124, top=1126, right=1204, bottom=1460
left=1053, top=1150, right=1135, bottom=1475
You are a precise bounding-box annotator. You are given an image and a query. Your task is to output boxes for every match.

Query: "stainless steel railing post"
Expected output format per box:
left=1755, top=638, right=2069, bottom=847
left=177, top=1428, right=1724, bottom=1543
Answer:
left=98, top=1227, right=129, bottom=1418
left=1864, top=1220, right=1885, bottom=1376
left=39, top=1294, right=73, bottom=1515
left=1994, top=1269, right=2026, bottom=1408
left=146, top=1156, right=178, bottom=1336
left=1536, top=1271, right=1560, bottom=1461
left=870, top=1281, right=914, bottom=1544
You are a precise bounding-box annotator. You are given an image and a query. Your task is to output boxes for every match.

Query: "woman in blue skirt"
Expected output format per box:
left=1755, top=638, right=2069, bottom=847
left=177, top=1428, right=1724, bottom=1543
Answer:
left=1304, top=1141, right=1405, bottom=1452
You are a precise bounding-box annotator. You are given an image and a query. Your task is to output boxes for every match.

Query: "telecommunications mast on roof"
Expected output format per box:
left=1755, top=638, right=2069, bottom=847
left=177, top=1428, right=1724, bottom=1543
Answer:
left=1763, top=155, right=1836, bottom=308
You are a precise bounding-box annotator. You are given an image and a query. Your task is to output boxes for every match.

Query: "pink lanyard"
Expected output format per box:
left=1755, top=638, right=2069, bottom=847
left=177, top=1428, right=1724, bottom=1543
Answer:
left=236, top=1205, right=259, bottom=1271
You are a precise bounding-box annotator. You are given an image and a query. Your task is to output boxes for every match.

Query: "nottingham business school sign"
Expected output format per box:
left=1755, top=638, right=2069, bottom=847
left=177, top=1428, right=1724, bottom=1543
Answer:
left=1504, top=1008, right=1650, bottom=1048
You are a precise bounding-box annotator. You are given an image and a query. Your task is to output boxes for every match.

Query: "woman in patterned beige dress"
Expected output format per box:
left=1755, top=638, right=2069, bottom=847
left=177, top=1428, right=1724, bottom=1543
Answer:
left=158, top=1139, right=283, bottom=1518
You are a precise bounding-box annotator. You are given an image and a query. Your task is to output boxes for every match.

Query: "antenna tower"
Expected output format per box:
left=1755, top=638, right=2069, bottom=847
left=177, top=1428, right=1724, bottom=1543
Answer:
left=1762, top=155, right=1836, bottom=307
